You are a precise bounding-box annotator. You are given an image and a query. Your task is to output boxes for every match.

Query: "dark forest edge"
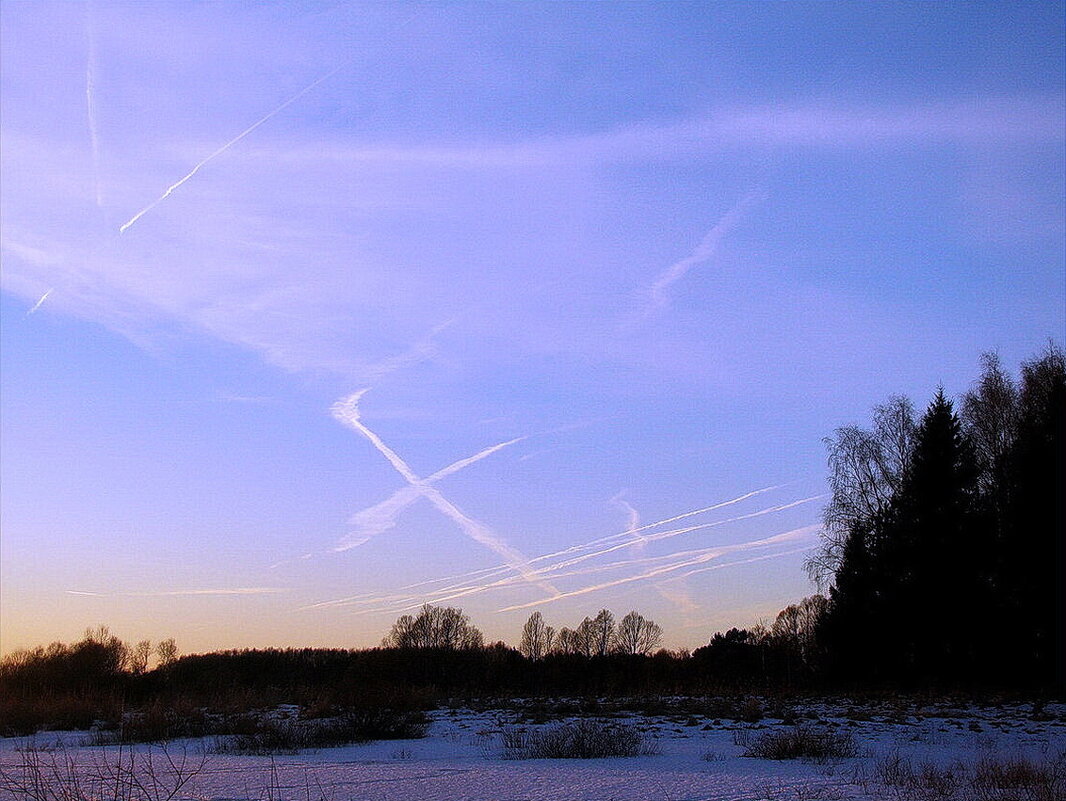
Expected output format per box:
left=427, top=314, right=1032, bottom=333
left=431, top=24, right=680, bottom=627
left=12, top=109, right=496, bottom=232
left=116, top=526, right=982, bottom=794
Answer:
left=2, top=343, right=1062, bottom=741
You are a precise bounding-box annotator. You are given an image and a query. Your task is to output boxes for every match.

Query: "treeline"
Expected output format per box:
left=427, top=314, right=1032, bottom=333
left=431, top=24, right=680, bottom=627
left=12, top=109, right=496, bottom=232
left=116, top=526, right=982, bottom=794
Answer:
left=810, top=344, right=1064, bottom=686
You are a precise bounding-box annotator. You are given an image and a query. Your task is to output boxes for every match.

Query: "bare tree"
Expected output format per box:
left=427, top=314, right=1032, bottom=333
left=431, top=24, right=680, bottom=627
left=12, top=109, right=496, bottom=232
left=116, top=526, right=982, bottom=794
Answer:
left=614, top=611, right=663, bottom=655
left=130, top=640, right=152, bottom=675
left=574, top=617, right=596, bottom=657
left=962, top=352, right=1019, bottom=499
left=83, top=625, right=130, bottom=673
left=589, top=609, right=616, bottom=656
left=383, top=604, right=484, bottom=650
left=518, top=612, right=555, bottom=660
left=806, top=395, right=916, bottom=587
left=155, top=638, right=179, bottom=668
left=553, top=627, right=582, bottom=655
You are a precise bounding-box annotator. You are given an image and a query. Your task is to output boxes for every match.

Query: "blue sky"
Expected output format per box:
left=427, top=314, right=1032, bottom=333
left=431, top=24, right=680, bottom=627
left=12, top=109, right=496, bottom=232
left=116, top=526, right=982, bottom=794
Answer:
left=2, top=1, right=1062, bottom=655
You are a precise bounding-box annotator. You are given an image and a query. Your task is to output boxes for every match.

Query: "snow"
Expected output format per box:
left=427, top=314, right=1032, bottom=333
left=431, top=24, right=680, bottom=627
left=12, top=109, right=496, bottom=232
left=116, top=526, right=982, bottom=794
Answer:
left=2, top=700, right=1063, bottom=800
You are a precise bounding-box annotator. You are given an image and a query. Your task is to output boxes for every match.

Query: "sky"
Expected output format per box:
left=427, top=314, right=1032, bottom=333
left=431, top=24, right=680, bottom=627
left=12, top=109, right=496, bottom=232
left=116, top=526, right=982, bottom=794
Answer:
left=1, top=1, right=1063, bottom=657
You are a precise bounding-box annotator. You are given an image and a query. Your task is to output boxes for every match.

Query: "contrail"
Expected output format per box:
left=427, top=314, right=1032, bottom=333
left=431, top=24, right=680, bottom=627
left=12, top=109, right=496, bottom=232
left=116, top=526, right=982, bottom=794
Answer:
left=498, top=526, right=818, bottom=612
left=331, top=390, right=555, bottom=596
left=119, top=65, right=343, bottom=233
left=306, top=495, right=822, bottom=614
left=647, top=190, right=763, bottom=312
left=352, top=525, right=817, bottom=616
left=26, top=289, right=53, bottom=316
left=335, top=435, right=526, bottom=552
left=300, top=483, right=790, bottom=612
left=85, top=0, right=102, bottom=206
left=610, top=491, right=646, bottom=555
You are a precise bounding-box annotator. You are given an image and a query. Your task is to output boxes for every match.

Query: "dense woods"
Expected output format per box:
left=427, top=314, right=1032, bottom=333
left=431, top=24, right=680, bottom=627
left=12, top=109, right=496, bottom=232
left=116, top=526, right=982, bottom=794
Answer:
left=2, top=345, right=1061, bottom=737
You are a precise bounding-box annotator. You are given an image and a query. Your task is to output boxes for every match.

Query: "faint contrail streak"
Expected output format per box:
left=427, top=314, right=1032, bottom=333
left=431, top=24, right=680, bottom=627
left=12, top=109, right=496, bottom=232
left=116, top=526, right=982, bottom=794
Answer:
left=26, top=289, right=53, bottom=316
left=85, top=0, right=102, bottom=206
left=647, top=190, right=763, bottom=312
left=353, top=525, right=817, bottom=616
left=610, top=491, right=646, bottom=555
left=498, top=526, right=819, bottom=612
left=305, top=496, right=822, bottom=614
left=299, top=483, right=790, bottom=612
left=331, top=391, right=555, bottom=595
left=335, top=435, right=526, bottom=552
left=119, top=65, right=343, bottom=233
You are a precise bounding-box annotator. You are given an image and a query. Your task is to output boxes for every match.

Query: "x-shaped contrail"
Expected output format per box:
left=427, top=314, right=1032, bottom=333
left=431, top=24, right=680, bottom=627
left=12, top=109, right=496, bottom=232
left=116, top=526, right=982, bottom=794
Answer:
left=332, top=390, right=557, bottom=597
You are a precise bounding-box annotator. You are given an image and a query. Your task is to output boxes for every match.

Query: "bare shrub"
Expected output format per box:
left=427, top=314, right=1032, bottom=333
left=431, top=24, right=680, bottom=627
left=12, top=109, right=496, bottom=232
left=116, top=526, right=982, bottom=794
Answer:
left=873, top=751, right=1066, bottom=801
left=0, top=741, right=206, bottom=801
left=742, top=725, right=859, bottom=762
left=502, top=719, right=658, bottom=759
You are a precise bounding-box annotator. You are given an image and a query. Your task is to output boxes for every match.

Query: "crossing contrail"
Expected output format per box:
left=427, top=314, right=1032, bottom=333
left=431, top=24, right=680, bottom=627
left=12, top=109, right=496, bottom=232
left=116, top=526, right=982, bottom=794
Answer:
left=119, top=65, right=342, bottom=233
left=335, top=435, right=526, bottom=552
left=331, top=390, right=555, bottom=596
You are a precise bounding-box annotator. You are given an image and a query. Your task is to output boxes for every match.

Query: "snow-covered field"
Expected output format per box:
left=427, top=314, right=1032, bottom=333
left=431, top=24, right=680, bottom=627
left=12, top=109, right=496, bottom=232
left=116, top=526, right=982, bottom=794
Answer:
left=2, top=700, right=1063, bottom=800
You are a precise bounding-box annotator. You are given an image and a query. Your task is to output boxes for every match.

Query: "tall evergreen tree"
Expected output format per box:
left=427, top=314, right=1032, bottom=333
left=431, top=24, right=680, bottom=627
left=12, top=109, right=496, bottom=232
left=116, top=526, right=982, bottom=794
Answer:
left=880, top=390, right=982, bottom=680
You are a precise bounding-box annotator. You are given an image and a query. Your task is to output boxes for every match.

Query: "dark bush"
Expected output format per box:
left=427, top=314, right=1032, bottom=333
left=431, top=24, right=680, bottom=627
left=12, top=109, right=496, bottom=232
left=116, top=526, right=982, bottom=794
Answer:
left=502, top=719, right=657, bottom=759
left=742, top=725, right=859, bottom=762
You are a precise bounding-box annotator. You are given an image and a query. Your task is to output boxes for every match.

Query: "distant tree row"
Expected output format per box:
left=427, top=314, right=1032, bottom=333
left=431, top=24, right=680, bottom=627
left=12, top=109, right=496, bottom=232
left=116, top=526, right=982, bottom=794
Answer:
left=519, top=609, right=664, bottom=659
left=0, top=625, right=179, bottom=696
left=809, top=344, right=1064, bottom=685
left=379, top=605, right=663, bottom=659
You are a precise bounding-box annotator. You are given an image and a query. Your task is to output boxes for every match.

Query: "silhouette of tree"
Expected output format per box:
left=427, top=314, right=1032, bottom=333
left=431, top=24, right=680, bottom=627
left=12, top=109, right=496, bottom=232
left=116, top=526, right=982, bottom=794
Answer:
left=589, top=609, right=616, bottom=656
left=806, top=396, right=916, bottom=587
left=518, top=612, right=555, bottom=660
left=553, top=627, right=582, bottom=655
left=383, top=605, right=484, bottom=650
left=156, top=638, right=179, bottom=668
left=614, top=611, right=663, bottom=655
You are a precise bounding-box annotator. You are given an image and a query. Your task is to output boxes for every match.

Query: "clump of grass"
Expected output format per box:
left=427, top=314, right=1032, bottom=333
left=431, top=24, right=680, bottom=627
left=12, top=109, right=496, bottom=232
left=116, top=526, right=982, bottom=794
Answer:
left=502, top=719, right=658, bottom=759
left=742, top=725, right=859, bottom=762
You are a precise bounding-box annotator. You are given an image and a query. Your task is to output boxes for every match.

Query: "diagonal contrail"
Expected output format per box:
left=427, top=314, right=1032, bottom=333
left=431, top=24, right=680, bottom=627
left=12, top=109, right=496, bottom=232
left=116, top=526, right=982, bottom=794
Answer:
left=26, top=288, right=53, bottom=316
left=647, top=190, right=763, bottom=312
left=497, top=526, right=819, bottom=612
left=332, top=390, right=556, bottom=596
left=345, top=526, right=818, bottom=616
left=119, top=65, right=343, bottom=233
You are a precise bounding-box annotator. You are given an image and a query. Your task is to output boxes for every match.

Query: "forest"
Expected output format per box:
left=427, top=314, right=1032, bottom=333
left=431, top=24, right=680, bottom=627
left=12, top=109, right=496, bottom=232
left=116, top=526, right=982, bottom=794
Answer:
left=2, top=344, right=1062, bottom=740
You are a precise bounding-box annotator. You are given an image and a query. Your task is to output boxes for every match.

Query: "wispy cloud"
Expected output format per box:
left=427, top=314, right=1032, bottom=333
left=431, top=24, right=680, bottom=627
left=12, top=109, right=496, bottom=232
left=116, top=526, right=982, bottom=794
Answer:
left=84, top=0, right=102, bottom=207
left=119, top=65, right=343, bottom=233
left=647, top=191, right=763, bottom=312
left=67, top=587, right=286, bottom=597
left=331, top=390, right=555, bottom=596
